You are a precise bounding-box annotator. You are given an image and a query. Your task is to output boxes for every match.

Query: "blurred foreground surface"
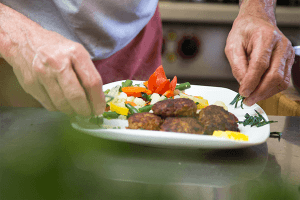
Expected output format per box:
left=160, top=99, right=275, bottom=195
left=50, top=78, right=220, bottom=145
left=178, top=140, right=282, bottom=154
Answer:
left=0, top=107, right=300, bottom=200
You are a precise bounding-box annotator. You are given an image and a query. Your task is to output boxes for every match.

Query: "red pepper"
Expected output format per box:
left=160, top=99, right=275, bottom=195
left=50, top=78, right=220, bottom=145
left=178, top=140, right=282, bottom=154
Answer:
left=155, top=79, right=170, bottom=95
left=170, top=76, right=177, bottom=91
left=148, top=73, right=157, bottom=92
left=147, top=65, right=177, bottom=97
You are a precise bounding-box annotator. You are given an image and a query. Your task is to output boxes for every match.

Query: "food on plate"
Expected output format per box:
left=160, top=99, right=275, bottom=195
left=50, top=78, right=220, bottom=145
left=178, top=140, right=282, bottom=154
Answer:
left=198, top=105, right=239, bottom=135
left=213, top=101, right=228, bottom=111
left=127, top=104, right=240, bottom=137
left=212, top=130, right=249, bottom=141
left=89, top=65, right=252, bottom=141
left=127, top=113, right=162, bottom=130
left=152, top=98, right=197, bottom=118
left=102, top=66, right=209, bottom=120
left=230, top=93, right=246, bottom=109
left=238, top=110, right=277, bottom=127
left=160, top=117, right=204, bottom=134
left=146, top=65, right=177, bottom=95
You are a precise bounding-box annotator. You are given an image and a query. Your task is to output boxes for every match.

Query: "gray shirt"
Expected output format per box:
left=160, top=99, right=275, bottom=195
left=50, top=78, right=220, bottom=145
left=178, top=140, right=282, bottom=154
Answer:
left=0, top=0, right=158, bottom=60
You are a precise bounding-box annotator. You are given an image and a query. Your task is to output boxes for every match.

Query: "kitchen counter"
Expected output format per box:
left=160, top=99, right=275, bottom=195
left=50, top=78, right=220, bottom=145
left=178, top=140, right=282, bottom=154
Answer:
left=0, top=107, right=300, bottom=200
left=257, top=84, right=300, bottom=116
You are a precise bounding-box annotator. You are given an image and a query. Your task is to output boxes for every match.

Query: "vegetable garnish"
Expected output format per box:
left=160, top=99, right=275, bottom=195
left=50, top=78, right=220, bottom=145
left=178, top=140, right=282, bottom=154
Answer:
left=238, top=110, right=278, bottom=127
left=103, top=111, right=120, bottom=119
left=230, top=93, right=245, bottom=109
left=141, top=92, right=151, bottom=101
left=175, top=82, right=191, bottom=91
left=146, top=65, right=177, bottom=96
left=121, top=87, right=149, bottom=97
left=125, top=103, right=139, bottom=114
left=119, top=79, right=133, bottom=92
left=105, top=95, right=114, bottom=103
left=138, top=105, right=153, bottom=113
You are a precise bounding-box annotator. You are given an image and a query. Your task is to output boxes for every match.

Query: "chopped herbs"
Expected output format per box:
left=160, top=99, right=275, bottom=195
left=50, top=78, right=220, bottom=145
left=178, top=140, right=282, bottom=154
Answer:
left=238, top=110, right=278, bottom=127
left=230, top=93, right=246, bottom=109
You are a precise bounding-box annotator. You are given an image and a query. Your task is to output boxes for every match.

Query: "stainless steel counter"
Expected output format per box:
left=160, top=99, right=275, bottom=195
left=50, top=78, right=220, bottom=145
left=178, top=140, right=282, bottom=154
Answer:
left=0, top=107, right=299, bottom=200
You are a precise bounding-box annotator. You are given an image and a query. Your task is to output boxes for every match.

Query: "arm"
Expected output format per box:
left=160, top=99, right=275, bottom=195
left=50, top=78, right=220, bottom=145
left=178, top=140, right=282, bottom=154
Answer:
left=0, top=3, right=105, bottom=116
left=225, top=0, right=295, bottom=106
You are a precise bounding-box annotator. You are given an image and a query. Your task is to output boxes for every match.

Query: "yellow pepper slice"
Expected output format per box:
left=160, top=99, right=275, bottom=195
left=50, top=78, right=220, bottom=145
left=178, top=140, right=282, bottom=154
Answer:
left=110, top=102, right=129, bottom=116
left=213, top=130, right=249, bottom=141
left=195, top=98, right=209, bottom=109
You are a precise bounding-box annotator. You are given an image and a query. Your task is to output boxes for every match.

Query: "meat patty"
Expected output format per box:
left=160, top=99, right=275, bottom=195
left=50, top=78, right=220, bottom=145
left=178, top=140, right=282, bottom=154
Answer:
left=198, top=105, right=239, bottom=135
left=152, top=98, right=197, bottom=118
left=160, top=117, right=204, bottom=134
left=127, top=113, right=162, bottom=130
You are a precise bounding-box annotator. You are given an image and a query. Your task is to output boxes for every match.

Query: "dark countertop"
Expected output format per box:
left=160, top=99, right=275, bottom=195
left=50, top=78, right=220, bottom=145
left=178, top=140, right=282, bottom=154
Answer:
left=0, top=107, right=299, bottom=200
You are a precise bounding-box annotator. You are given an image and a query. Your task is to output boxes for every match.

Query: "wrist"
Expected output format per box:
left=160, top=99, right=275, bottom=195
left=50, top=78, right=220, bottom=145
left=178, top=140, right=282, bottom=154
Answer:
left=238, top=0, right=277, bottom=26
left=0, top=3, right=46, bottom=65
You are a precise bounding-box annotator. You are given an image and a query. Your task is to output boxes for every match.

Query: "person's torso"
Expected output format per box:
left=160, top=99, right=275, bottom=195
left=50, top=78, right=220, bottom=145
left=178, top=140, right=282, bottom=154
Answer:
left=1, top=0, right=158, bottom=60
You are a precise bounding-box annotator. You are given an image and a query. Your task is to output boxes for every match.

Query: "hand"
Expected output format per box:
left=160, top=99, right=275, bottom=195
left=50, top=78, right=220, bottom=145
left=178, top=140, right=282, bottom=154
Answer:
left=7, top=27, right=106, bottom=117
left=225, top=6, right=295, bottom=106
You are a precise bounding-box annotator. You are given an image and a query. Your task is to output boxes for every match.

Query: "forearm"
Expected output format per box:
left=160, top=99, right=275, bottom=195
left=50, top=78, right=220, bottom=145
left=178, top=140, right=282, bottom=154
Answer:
left=0, top=3, right=45, bottom=65
left=238, top=0, right=277, bottom=25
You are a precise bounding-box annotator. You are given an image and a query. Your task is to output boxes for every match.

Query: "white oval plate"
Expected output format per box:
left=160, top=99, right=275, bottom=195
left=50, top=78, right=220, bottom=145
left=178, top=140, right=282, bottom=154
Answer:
left=71, top=81, right=270, bottom=149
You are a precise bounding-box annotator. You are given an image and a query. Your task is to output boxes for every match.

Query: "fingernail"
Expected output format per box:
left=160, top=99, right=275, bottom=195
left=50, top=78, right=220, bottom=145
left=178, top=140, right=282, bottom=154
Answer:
left=243, top=98, right=254, bottom=107
left=240, top=89, right=251, bottom=97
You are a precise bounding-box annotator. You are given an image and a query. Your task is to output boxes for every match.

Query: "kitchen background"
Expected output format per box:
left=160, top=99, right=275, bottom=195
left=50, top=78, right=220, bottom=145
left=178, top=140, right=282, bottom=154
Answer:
left=159, top=0, right=300, bottom=92
left=0, top=0, right=300, bottom=107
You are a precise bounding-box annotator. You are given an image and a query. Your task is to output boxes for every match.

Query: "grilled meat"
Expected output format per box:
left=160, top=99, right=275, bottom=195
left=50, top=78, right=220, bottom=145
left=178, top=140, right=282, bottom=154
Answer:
left=198, top=105, right=239, bottom=135
left=160, top=117, right=204, bottom=134
left=127, top=113, right=162, bottom=130
left=152, top=98, right=197, bottom=118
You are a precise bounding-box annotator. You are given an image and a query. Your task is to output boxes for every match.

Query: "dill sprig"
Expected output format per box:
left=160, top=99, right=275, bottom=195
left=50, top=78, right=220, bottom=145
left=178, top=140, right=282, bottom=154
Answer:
left=230, top=93, right=246, bottom=109
left=238, top=110, right=278, bottom=127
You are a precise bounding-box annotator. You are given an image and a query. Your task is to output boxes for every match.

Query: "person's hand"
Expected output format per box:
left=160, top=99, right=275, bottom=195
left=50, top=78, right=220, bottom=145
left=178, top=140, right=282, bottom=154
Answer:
left=1, top=8, right=106, bottom=117
left=14, top=30, right=106, bottom=116
left=225, top=2, right=295, bottom=106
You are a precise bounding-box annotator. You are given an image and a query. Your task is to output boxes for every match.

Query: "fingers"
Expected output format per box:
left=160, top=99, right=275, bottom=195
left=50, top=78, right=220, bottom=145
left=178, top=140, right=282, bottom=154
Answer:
left=71, top=45, right=106, bottom=116
left=238, top=35, right=274, bottom=98
left=12, top=67, right=57, bottom=111
left=31, top=44, right=103, bottom=117
left=243, top=44, right=294, bottom=106
left=225, top=40, right=248, bottom=84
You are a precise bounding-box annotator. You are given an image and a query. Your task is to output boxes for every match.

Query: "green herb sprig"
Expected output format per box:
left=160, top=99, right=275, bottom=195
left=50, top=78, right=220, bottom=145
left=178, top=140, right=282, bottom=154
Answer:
left=238, top=110, right=277, bottom=127
left=230, top=93, right=246, bottom=109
